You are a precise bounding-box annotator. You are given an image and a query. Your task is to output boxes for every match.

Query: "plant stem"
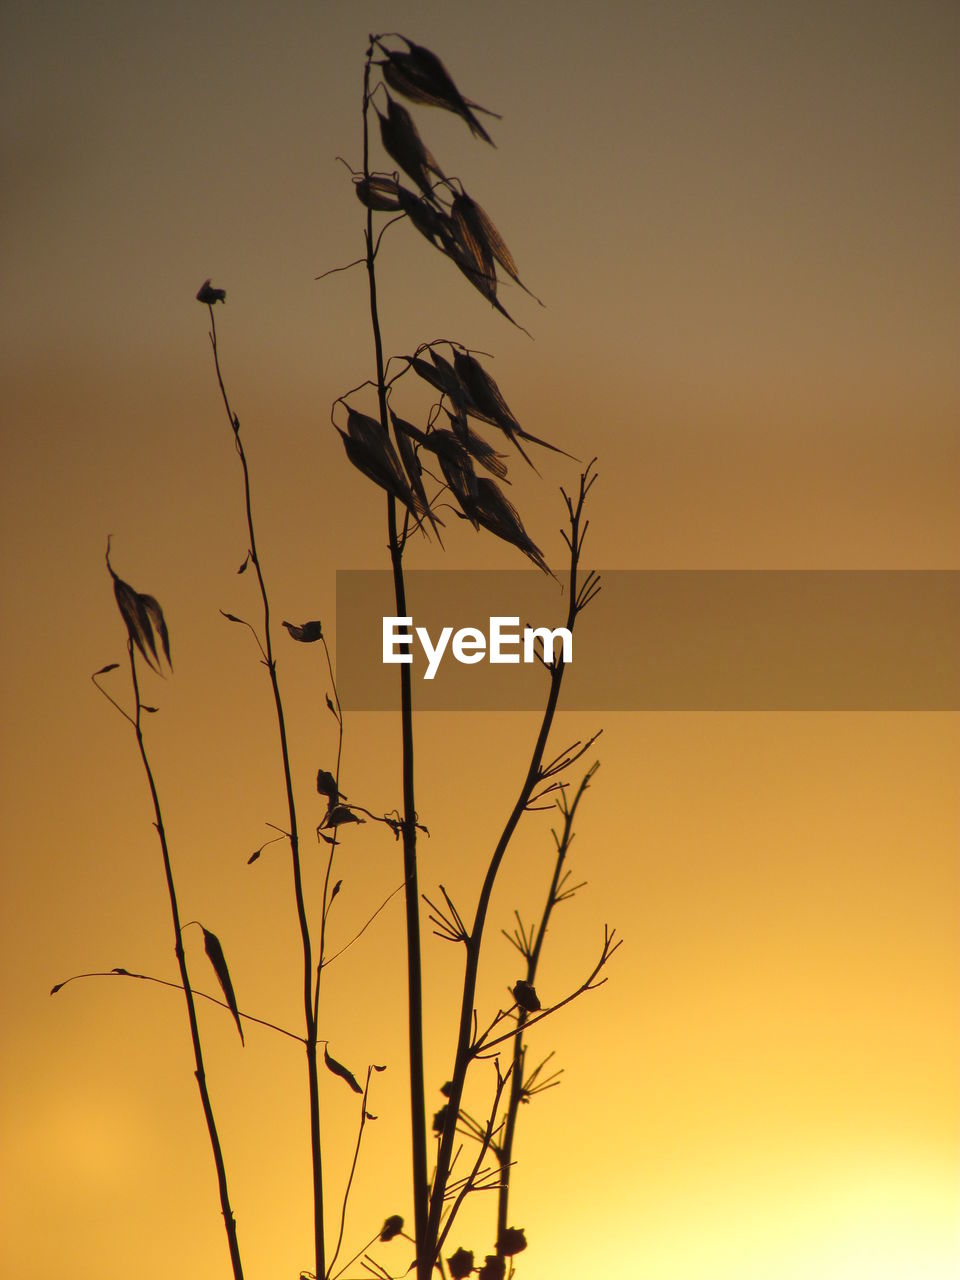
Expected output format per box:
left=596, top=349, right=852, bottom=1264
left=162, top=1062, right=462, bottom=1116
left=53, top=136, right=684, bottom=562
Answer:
left=361, top=46, right=430, bottom=1277
left=496, top=766, right=596, bottom=1256
left=127, top=644, right=244, bottom=1280
left=207, top=308, right=325, bottom=1278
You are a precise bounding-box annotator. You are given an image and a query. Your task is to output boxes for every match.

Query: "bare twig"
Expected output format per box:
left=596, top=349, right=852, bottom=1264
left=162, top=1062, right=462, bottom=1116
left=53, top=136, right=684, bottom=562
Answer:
left=50, top=967, right=304, bottom=1044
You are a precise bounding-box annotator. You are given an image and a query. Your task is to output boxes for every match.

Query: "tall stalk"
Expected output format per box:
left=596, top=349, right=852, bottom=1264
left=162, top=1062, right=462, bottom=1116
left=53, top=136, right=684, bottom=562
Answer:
left=205, top=307, right=326, bottom=1278
left=360, top=46, right=430, bottom=1274
left=125, top=643, right=245, bottom=1280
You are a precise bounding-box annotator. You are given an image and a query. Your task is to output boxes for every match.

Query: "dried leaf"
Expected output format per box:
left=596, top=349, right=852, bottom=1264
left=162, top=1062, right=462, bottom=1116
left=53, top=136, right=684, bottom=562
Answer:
left=196, top=278, right=226, bottom=305
left=202, top=927, right=244, bottom=1045
left=448, top=196, right=498, bottom=292
left=381, top=38, right=499, bottom=144
left=397, top=186, right=451, bottom=249
left=322, top=804, right=364, bottom=830
left=93, top=663, right=120, bottom=676
left=336, top=411, right=426, bottom=522
left=453, top=350, right=571, bottom=463
left=237, top=553, right=250, bottom=574
left=283, top=619, right=324, bottom=643
left=49, top=983, right=63, bottom=995
left=247, top=848, right=261, bottom=865
left=107, top=552, right=172, bottom=674
left=451, top=192, right=541, bottom=304
left=316, top=769, right=339, bottom=802
left=389, top=409, right=444, bottom=540
left=221, top=611, right=244, bottom=624
left=325, top=693, right=337, bottom=715
left=330, top=878, right=342, bottom=902
left=323, top=1046, right=363, bottom=1094
left=355, top=174, right=402, bottom=211
left=377, top=96, right=444, bottom=195
left=440, top=417, right=509, bottom=479
left=379, top=1215, right=404, bottom=1242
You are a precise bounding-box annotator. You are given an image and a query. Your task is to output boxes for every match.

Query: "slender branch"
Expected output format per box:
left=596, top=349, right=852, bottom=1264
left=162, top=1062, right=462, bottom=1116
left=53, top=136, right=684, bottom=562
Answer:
left=321, top=882, right=405, bottom=970
left=50, top=968, right=305, bottom=1044
left=205, top=304, right=326, bottom=1278
left=435, top=1064, right=510, bottom=1259
left=475, top=926, right=621, bottom=1055
left=126, top=642, right=245, bottom=1279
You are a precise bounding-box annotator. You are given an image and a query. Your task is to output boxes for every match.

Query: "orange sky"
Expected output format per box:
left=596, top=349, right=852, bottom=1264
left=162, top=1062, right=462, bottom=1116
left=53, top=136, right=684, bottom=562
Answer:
left=1, top=3, right=957, bottom=1278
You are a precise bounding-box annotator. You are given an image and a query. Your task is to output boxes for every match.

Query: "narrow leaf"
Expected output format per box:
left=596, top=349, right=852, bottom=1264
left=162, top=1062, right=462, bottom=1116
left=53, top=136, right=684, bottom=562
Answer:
left=93, top=663, right=120, bottom=676
left=202, top=927, right=244, bottom=1045
left=324, top=1046, right=363, bottom=1094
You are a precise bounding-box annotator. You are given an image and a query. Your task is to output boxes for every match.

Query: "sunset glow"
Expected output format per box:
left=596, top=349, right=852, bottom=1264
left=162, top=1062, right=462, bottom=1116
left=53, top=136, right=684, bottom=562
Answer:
left=1, top=3, right=957, bottom=1279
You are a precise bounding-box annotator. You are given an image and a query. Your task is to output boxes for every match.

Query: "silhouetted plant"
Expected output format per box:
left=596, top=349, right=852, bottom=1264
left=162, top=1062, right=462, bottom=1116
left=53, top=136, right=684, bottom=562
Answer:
left=56, top=31, right=620, bottom=1280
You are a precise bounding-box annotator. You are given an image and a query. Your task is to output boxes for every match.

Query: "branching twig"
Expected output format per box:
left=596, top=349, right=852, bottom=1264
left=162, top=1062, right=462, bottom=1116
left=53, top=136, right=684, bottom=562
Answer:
left=496, top=764, right=600, bottom=1255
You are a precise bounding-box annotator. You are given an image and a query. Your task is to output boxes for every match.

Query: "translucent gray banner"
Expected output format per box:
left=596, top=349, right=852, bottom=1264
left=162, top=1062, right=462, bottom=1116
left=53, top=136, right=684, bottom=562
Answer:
left=335, top=570, right=959, bottom=711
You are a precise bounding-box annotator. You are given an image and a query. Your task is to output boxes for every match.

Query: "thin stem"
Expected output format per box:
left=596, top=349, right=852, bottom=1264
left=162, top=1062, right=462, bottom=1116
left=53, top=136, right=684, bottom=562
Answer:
left=315, top=637, right=344, bottom=1028
left=126, top=643, right=244, bottom=1279
left=362, top=45, right=429, bottom=1274
left=426, top=469, right=598, bottom=1262
left=496, top=765, right=597, bottom=1254
left=327, top=1067, right=376, bottom=1277
left=206, top=306, right=325, bottom=1279
left=51, top=968, right=305, bottom=1044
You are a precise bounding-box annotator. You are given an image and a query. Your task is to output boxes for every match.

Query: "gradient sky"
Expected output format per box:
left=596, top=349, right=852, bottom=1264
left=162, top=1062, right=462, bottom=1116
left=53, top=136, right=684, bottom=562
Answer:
left=1, top=3, right=957, bottom=1279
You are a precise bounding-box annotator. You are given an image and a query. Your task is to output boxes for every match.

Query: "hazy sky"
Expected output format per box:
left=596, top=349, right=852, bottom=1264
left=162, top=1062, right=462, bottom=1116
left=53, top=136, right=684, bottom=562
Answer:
left=1, top=3, right=957, bottom=1279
